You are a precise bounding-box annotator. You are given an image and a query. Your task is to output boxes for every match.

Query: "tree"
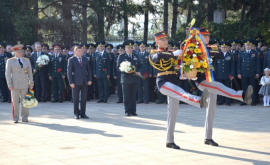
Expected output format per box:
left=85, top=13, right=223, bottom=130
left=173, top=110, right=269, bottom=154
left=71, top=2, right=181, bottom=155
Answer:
left=163, top=0, right=169, bottom=33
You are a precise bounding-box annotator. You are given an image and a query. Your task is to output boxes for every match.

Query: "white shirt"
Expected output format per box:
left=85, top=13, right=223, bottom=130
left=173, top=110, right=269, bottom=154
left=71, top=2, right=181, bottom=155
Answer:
left=260, top=76, right=270, bottom=85
left=246, top=49, right=251, bottom=54
left=54, top=53, right=60, bottom=58
left=99, top=50, right=104, bottom=57
left=15, top=57, right=23, bottom=64
left=141, top=51, right=145, bottom=56
left=223, top=52, right=227, bottom=57
left=76, top=56, right=82, bottom=63
left=36, top=51, right=41, bottom=58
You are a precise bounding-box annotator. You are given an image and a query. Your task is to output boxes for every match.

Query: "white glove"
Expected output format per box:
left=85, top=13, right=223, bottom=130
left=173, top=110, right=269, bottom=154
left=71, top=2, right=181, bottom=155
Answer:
left=173, top=50, right=182, bottom=56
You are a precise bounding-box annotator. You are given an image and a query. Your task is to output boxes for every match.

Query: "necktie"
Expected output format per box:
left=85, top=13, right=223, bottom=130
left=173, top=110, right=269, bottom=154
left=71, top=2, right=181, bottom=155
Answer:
left=18, top=59, right=23, bottom=68
left=79, top=58, right=82, bottom=66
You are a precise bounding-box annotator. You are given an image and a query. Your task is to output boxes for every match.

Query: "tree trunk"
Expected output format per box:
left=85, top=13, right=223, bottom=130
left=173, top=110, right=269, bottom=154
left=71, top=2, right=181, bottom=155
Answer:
left=240, top=3, right=246, bottom=21
left=97, top=12, right=105, bottom=41
left=143, top=0, right=149, bottom=42
left=33, top=0, right=38, bottom=41
left=123, top=0, right=128, bottom=40
left=187, top=7, right=191, bottom=24
left=171, top=0, right=178, bottom=37
left=207, top=0, right=214, bottom=22
left=62, top=0, right=73, bottom=45
left=163, top=0, right=168, bottom=34
left=81, top=0, right=87, bottom=43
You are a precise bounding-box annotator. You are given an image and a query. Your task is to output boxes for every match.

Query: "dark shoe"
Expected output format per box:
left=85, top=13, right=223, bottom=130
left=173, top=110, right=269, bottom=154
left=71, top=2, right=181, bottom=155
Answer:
left=87, top=98, right=90, bottom=101
left=104, top=100, right=107, bottom=103
left=1, top=100, right=7, bottom=102
left=125, top=113, right=130, bottom=116
left=59, top=100, right=63, bottom=103
left=226, top=103, right=231, bottom=106
left=116, top=100, right=123, bottom=103
left=51, top=100, right=59, bottom=103
left=42, top=100, right=46, bottom=103
left=200, top=89, right=209, bottom=108
left=251, top=103, right=256, bottom=106
left=144, top=102, right=149, bottom=104
left=156, top=101, right=164, bottom=104
left=22, top=120, right=28, bottom=122
left=97, top=100, right=103, bottom=103
left=8, top=100, right=11, bottom=103
left=74, top=114, right=80, bottom=119
left=240, top=102, right=247, bottom=106
left=243, top=85, right=253, bottom=105
left=130, top=113, right=137, bottom=116
left=14, top=120, right=18, bottom=123
left=204, top=139, right=219, bottom=146
left=217, top=102, right=224, bottom=105
left=136, top=101, right=143, bottom=104
left=166, top=143, right=180, bottom=149
left=81, top=114, right=89, bottom=119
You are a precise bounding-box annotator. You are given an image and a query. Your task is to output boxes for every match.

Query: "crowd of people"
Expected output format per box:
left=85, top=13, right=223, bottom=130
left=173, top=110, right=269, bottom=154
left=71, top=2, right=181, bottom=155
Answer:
left=0, top=36, right=270, bottom=107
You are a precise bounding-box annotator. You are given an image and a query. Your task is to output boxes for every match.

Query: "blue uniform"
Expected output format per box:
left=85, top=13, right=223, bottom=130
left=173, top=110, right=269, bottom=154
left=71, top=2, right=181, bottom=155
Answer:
left=237, top=50, right=260, bottom=104
left=113, top=54, right=123, bottom=102
left=137, top=51, right=152, bottom=103
left=0, top=52, right=12, bottom=102
left=214, top=52, right=235, bottom=104
left=48, top=53, right=66, bottom=102
left=117, top=52, right=142, bottom=114
left=93, top=51, right=111, bottom=102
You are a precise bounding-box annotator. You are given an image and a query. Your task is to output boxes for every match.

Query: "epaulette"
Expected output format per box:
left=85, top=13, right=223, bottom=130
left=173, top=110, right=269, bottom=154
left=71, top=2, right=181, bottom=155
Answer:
left=151, top=49, right=159, bottom=54
left=161, top=52, right=172, bottom=55
left=23, top=57, right=29, bottom=60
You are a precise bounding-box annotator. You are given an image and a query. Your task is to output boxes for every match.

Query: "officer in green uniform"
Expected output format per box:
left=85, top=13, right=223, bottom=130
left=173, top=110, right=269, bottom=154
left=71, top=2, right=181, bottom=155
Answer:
left=113, top=45, right=125, bottom=103
left=214, top=41, right=235, bottom=106
left=237, top=39, right=260, bottom=106
left=48, top=44, right=66, bottom=103
left=93, top=41, right=111, bottom=103
left=137, top=41, right=151, bottom=104
left=62, top=45, right=73, bottom=101
left=105, top=43, right=115, bottom=96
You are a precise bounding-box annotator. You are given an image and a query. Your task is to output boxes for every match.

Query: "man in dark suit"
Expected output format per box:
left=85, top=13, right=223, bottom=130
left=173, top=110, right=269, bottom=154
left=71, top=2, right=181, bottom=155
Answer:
left=0, top=42, right=12, bottom=103
left=67, top=46, right=92, bottom=119
left=31, top=43, right=49, bottom=102
left=117, top=40, right=142, bottom=116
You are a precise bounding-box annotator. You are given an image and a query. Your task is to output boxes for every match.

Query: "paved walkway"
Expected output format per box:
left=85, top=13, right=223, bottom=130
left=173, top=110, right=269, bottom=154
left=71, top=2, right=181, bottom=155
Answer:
left=0, top=95, right=269, bottom=165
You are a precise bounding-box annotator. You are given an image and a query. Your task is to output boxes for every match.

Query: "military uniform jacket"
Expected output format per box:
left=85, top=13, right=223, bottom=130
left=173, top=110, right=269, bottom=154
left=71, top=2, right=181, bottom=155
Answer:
left=5, top=57, right=34, bottom=89
left=196, top=46, right=223, bottom=83
left=113, top=54, right=121, bottom=77
left=263, top=50, right=270, bottom=69
left=138, top=51, right=152, bottom=75
left=214, top=52, right=235, bottom=80
left=150, top=50, right=178, bottom=89
left=93, top=51, right=111, bottom=79
left=229, top=50, right=239, bottom=76
left=0, top=52, right=12, bottom=78
left=48, top=53, right=66, bottom=78
left=63, top=54, right=73, bottom=76
left=237, top=50, right=260, bottom=77
left=117, top=52, right=142, bottom=85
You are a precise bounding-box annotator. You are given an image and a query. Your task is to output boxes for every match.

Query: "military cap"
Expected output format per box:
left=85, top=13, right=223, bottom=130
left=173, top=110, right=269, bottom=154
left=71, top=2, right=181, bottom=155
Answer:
left=11, top=44, right=24, bottom=52
left=168, top=41, right=173, bottom=47
left=123, top=39, right=134, bottom=47
left=229, top=39, right=238, bottom=45
left=117, top=44, right=124, bottom=50
left=62, top=45, right=70, bottom=51
left=199, top=28, right=210, bottom=35
left=238, top=40, right=244, bottom=46
left=53, top=44, right=61, bottom=50
left=0, top=42, right=6, bottom=48
left=173, top=43, right=180, bottom=48
left=88, top=43, right=96, bottom=49
left=105, top=43, right=113, bottom=49
left=71, top=43, right=80, bottom=48
left=134, top=41, right=139, bottom=46
left=220, top=41, right=230, bottom=47
left=81, top=43, right=89, bottom=49
left=154, top=31, right=168, bottom=41
left=96, top=41, right=106, bottom=47
left=243, top=39, right=253, bottom=44
left=211, top=38, right=220, bottom=44
left=24, top=46, right=33, bottom=52
left=139, top=41, right=147, bottom=46
left=252, top=40, right=258, bottom=47
left=147, top=44, right=156, bottom=49
left=261, top=43, right=268, bottom=47
left=42, top=44, right=49, bottom=50
left=258, top=40, right=265, bottom=44
left=208, top=40, right=213, bottom=45
left=256, top=35, right=263, bottom=40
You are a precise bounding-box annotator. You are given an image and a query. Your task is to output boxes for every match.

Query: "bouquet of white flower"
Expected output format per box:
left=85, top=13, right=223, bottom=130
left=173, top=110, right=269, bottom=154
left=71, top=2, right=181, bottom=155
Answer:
left=119, top=61, right=136, bottom=73
left=34, top=55, right=50, bottom=74
left=22, top=90, right=38, bottom=108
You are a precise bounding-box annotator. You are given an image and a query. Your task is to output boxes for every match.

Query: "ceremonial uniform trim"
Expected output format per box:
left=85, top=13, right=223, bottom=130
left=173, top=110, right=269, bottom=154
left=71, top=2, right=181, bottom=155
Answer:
left=199, top=83, right=242, bottom=98
left=161, top=86, right=200, bottom=103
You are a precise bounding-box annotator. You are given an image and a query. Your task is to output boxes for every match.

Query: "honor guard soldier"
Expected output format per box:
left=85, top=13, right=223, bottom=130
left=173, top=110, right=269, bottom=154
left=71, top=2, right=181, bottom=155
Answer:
left=31, top=43, right=48, bottom=102
left=5, top=44, right=34, bottom=123
left=93, top=41, right=111, bottom=103
left=214, top=41, right=235, bottom=106
left=62, top=45, right=72, bottom=101
left=48, top=44, right=66, bottom=103
left=88, top=43, right=98, bottom=100
left=24, top=46, right=32, bottom=61
left=113, top=45, right=125, bottom=103
left=117, top=40, right=142, bottom=116
left=0, top=42, right=12, bottom=103
left=137, top=41, right=151, bottom=104
left=105, top=43, right=116, bottom=95
left=237, top=39, right=260, bottom=106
